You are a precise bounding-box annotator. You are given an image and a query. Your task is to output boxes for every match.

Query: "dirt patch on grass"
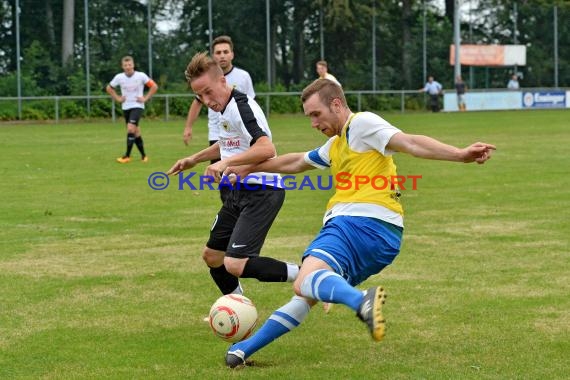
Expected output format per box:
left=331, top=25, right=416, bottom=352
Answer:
left=0, top=235, right=205, bottom=278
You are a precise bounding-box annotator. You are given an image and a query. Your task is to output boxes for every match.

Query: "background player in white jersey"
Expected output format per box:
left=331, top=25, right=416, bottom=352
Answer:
left=167, top=52, right=298, bottom=302
left=316, top=60, right=341, bottom=87
left=223, top=79, right=495, bottom=368
left=106, top=56, right=158, bottom=163
left=183, top=36, right=255, bottom=151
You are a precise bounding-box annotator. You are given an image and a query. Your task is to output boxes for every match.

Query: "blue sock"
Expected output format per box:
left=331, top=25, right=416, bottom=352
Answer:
left=228, top=296, right=310, bottom=359
left=300, top=269, right=363, bottom=311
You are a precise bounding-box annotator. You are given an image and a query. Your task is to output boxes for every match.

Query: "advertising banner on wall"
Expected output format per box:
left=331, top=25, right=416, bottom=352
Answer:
left=444, top=91, right=522, bottom=112
left=449, top=45, right=526, bottom=66
left=522, top=91, right=566, bottom=109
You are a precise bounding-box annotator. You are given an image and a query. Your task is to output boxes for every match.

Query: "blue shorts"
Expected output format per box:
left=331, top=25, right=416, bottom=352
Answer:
left=303, top=216, right=403, bottom=286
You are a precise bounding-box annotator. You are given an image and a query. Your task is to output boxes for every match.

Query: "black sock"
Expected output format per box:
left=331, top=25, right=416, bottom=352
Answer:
left=209, top=265, right=239, bottom=295
left=125, top=133, right=136, bottom=157
left=134, top=136, right=146, bottom=157
left=241, top=257, right=288, bottom=282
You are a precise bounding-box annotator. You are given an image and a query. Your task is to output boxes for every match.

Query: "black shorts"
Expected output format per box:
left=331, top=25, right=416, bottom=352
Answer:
left=123, top=108, right=144, bottom=126
left=207, top=187, right=285, bottom=258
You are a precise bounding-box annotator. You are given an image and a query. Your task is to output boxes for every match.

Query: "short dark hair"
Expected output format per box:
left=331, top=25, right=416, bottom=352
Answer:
left=184, top=51, right=222, bottom=84
left=301, top=79, right=347, bottom=108
left=212, top=35, right=234, bottom=51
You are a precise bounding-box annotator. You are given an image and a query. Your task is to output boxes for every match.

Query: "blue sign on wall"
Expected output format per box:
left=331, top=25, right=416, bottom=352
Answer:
left=522, top=91, right=566, bottom=109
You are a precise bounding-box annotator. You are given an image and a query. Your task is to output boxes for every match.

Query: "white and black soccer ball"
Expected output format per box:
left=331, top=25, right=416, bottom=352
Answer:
left=209, top=294, right=258, bottom=343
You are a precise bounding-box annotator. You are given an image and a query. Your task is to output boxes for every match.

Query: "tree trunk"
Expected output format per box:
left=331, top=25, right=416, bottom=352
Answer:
left=46, top=1, right=56, bottom=48
left=291, top=2, right=307, bottom=84
left=401, top=0, right=412, bottom=88
left=292, top=30, right=305, bottom=84
left=445, top=0, right=454, bottom=24
left=270, top=15, right=277, bottom=88
left=61, top=0, right=74, bottom=65
left=279, top=27, right=290, bottom=88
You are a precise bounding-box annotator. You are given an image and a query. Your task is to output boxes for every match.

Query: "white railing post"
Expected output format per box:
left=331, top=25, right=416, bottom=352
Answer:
left=55, top=96, right=59, bottom=122
left=165, top=95, right=170, bottom=121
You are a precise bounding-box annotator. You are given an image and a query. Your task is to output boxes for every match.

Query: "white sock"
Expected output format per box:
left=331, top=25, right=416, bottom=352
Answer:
left=230, top=282, right=243, bottom=295
left=286, top=262, right=300, bottom=282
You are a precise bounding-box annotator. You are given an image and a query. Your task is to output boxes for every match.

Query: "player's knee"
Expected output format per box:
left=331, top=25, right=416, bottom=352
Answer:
left=127, top=124, right=138, bottom=133
left=223, top=257, right=245, bottom=277
left=202, top=248, right=223, bottom=267
left=292, top=277, right=304, bottom=296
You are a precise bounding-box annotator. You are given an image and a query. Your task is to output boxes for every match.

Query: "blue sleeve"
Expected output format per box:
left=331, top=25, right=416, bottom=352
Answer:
left=306, top=147, right=330, bottom=169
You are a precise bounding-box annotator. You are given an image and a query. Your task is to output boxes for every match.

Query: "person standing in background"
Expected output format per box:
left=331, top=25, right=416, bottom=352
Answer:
left=507, top=74, right=520, bottom=90
left=106, top=55, right=158, bottom=164
left=419, top=76, right=443, bottom=113
left=455, top=75, right=467, bottom=112
left=316, top=60, right=341, bottom=87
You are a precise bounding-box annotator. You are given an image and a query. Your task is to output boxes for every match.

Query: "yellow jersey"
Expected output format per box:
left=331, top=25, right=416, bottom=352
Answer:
left=304, top=112, right=404, bottom=227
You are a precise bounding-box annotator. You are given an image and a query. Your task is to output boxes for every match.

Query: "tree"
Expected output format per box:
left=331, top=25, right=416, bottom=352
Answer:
left=401, top=0, right=414, bottom=88
left=61, top=0, right=74, bottom=65
left=445, top=0, right=454, bottom=24
left=1, top=0, right=568, bottom=101
left=0, top=0, right=14, bottom=73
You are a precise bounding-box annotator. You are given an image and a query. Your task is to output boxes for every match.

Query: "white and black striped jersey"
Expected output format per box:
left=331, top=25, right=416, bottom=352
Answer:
left=218, top=89, right=282, bottom=188
left=208, top=66, right=255, bottom=140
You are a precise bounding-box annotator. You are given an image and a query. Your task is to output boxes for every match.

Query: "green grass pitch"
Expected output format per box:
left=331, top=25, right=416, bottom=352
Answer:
left=1, top=109, right=569, bottom=379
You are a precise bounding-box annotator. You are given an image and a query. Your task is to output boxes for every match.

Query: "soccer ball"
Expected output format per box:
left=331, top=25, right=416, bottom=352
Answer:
left=209, top=294, right=258, bottom=343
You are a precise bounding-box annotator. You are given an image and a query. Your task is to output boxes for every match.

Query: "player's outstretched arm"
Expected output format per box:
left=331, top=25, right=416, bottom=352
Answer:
left=225, top=152, right=313, bottom=178
left=461, top=142, right=496, bottom=164
left=387, top=132, right=496, bottom=164
left=167, top=143, right=221, bottom=176
left=204, top=136, right=277, bottom=182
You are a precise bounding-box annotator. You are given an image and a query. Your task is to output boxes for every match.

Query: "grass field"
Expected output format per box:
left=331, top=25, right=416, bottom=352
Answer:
left=1, top=109, right=569, bottom=379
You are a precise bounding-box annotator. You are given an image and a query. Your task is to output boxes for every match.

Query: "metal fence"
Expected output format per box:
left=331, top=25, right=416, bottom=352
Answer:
left=0, top=90, right=424, bottom=122
left=1, top=87, right=567, bottom=122
left=4, top=1, right=568, bottom=121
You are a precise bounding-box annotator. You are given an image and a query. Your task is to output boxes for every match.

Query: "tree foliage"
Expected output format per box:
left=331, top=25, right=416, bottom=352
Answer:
left=0, top=0, right=568, bottom=100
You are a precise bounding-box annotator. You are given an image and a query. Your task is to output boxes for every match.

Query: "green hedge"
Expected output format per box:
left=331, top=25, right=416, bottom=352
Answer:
left=0, top=91, right=425, bottom=121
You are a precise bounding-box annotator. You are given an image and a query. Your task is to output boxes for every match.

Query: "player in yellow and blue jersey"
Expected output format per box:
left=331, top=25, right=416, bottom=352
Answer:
left=223, top=79, right=496, bottom=368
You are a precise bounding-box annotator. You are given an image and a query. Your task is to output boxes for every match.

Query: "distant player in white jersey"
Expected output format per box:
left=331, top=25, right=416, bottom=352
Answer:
left=167, top=52, right=298, bottom=301
left=106, top=56, right=158, bottom=163
left=316, top=60, right=342, bottom=87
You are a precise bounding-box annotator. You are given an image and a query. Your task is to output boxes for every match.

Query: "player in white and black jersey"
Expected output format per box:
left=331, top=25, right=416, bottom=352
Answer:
left=183, top=36, right=255, bottom=151
left=106, top=56, right=158, bottom=163
left=183, top=36, right=255, bottom=202
left=168, top=52, right=298, bottom=297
